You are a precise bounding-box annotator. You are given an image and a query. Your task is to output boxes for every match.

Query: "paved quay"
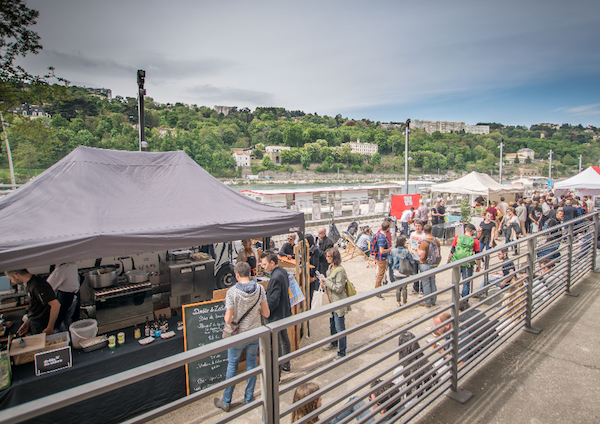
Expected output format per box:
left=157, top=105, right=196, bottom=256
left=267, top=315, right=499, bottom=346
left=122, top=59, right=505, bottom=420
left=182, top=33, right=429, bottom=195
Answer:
left=413, top=270, right=600, bottom=424
left=149, top=227, right=599, bottom=424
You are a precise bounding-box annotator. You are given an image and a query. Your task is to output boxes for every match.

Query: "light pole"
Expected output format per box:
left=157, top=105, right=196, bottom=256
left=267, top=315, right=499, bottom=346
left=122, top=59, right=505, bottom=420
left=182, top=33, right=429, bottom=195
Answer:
left=404, top=119, right=410, bottom=195
left=137, top=70, right=147, bottom=151
left=548, top=149, right=553, bottom=180
left=0, top=113, right=15, bottom=187
left=579, top=155, right=582, bottom=173
left=498, top=137, right=504, bottom=183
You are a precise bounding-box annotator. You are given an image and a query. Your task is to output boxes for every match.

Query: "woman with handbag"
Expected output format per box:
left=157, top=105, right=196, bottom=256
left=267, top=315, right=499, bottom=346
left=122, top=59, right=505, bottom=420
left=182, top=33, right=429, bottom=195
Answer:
left=319, top=248, right=350, bottom=359
left=214, top=262, right=269, bottom=413
left=388, top=236, right=415, bottom=307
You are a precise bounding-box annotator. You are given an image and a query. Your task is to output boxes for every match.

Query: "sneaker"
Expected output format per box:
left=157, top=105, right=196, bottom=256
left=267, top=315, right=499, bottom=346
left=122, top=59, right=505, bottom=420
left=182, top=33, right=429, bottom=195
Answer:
left=281, top=367, right=291, bottom=373
left=410, top=290, right=419, bottom=295
left=333, top=355, right=345, bottom=362
left=418, top=292, right=424, bottom=298
left=376, top=294, right=385, bottom=299
left=322, top=343, right=335, bottom=351
left=214, top=398, right=230, bottom=412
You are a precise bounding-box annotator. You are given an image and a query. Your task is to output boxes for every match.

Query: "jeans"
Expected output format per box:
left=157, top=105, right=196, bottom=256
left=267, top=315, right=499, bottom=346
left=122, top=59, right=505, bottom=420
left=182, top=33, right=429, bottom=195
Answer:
left=278, top=329, right=291, bottom=372
left=55, top=290, right=77, bottom=332
left=461, top=266, right=474, bottom=297
left=329, top=312, right=347, bottom=357
left=413, top=262, right=421, bottom=293
left=402, top=222, right=409, bottom=236
left=419, top=263, right=436, bottom=306
left=222, top=339, right=259, bottom=405
left=477, top=275, right=502, bottom=292
left=328, top=397, right=372, bottom=424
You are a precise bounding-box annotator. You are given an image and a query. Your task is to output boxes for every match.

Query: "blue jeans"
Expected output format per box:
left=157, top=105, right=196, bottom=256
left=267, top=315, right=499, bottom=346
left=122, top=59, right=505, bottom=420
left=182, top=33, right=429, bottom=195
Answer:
left=461, top=266, right=474, bottom=297
left=402, top=222, right=409, bottom=236
left=222, top=339, right=259, bottom=405
left=478, top=275, right=502, bottom=292
left=419, top=263, right=436, bottom=306
left=328, top=397, right=373, bottom=424
left=329, top=312, right=347, bottom=357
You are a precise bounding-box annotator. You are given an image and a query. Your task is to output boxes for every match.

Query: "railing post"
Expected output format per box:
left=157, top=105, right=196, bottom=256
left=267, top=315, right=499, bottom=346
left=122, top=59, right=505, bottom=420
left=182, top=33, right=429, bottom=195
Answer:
left=524, top=237, right=542, bottom=334
left=446, top=265, right=472, bottom=403
left=593, top=212, right=600, bottom=273
left=270, top=328, right=280, bottom=423
left=259, top=332, right=274, bottom=424
left=565, top=222, right=579, bottom=297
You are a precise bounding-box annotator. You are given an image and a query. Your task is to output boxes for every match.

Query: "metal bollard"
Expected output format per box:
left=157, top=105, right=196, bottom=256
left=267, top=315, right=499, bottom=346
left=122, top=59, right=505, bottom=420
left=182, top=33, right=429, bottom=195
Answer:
left=524, top=238, right=541, bottom=334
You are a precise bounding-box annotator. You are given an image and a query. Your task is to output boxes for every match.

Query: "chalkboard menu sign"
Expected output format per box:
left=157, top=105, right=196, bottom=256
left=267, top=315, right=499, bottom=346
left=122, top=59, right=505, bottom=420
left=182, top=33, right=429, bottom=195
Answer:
left=182, top=299, right=228, bottom=395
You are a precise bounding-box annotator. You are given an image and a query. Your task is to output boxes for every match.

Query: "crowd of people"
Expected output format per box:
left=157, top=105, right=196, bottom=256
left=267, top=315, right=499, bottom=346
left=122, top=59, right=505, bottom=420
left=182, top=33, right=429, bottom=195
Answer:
left=212, top=189, right=596, bottom=416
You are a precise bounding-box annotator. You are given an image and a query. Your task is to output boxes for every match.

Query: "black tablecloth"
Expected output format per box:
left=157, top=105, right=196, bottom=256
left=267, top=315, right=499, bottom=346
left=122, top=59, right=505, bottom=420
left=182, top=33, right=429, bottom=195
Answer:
left=433, top=223, right=462, bottom=243
left=0, top=317, right=186, bottom=424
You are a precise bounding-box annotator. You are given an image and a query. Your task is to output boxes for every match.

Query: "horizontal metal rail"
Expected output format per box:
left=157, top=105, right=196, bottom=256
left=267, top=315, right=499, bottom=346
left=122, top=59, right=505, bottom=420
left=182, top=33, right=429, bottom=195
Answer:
left=0, top=212, right=597, bottom=424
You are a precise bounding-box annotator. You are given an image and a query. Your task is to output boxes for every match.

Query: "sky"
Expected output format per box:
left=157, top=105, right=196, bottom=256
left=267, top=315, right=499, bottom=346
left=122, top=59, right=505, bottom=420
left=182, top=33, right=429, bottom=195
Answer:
left=15, top=0, right=600, bottom=127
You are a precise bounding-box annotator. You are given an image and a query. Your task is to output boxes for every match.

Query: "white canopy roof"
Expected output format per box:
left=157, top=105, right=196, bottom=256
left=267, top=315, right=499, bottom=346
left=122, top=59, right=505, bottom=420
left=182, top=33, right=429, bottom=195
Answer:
left=430, top=171, right=525, bottom=196
left=554, top=166, right=600, bottom=190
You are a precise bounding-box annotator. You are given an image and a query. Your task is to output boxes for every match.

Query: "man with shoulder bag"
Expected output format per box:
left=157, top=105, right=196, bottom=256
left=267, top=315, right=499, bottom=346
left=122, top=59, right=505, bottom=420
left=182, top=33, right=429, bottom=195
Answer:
left=215, top=262, right=269, bottom=413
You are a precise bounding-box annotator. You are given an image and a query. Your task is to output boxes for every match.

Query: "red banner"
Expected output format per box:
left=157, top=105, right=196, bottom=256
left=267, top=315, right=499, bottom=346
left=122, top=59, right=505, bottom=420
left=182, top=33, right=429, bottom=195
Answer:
left=390, top=194, right=421, bottom=219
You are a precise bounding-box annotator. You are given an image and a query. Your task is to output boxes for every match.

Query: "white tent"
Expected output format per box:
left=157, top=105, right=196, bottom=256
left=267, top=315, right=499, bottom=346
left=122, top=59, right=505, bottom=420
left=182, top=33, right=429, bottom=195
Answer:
left=554, top=166, right=600, bottom=193
left=430, top=171, right=525, bottom=196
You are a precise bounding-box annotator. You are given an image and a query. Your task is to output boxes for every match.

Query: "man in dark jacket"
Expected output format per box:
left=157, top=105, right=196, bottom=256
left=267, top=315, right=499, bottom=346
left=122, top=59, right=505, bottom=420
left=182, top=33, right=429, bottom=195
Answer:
left=562, top=199, right=577, bottom=222
left=317, top=227, right=334, bottom=276
left=261, top=251, right=292, bottom=373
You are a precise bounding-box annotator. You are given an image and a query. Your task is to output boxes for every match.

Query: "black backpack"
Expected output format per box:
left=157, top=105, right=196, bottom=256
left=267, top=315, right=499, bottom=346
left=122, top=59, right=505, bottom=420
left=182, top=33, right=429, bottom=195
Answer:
left=347, top=221, right=359, bottom=236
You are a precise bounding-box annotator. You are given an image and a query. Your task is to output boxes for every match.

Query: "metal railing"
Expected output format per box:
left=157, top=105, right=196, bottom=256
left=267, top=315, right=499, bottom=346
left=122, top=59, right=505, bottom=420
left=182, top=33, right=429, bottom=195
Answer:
left=0, top=212, right=597, bottom=424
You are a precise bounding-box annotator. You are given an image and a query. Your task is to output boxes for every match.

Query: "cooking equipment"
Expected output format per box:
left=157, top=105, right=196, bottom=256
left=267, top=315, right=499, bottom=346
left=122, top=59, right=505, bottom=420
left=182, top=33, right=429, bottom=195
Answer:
left=80, top=335, right=108, bottom=352
left=124, top=270, right=151, bottom=284
left=85, top=266, right=119, bottom=289
left=82, top=280, right=153, bottom=334
left=166, top=250, right=192, bottom=261
left=159, top=258, right=215, bottom=308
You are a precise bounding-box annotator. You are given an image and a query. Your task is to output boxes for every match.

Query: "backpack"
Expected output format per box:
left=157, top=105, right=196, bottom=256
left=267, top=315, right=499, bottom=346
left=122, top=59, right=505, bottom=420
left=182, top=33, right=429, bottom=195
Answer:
left=370, top=230, right=387, bottom=258
left=452, top=235, right=475, bottom=266
left=425, top=238, right=442, bottom=267
left=347, top=221, right=359, bottom=236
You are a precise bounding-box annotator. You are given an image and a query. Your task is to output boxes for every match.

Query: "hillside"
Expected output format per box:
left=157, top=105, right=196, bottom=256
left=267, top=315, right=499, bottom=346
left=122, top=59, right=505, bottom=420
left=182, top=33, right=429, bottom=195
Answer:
left=1, top=86, right=598, bottom=184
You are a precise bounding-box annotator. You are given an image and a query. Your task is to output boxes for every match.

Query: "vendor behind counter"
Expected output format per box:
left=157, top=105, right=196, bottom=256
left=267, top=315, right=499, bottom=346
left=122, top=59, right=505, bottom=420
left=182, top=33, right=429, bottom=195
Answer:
left=5, top=270, right=60, bottom=336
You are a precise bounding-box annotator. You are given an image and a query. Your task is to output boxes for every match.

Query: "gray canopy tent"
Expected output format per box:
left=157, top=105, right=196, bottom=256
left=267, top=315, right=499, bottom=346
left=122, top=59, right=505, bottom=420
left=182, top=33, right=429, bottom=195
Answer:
left=0, top=147, right=304, bottom=271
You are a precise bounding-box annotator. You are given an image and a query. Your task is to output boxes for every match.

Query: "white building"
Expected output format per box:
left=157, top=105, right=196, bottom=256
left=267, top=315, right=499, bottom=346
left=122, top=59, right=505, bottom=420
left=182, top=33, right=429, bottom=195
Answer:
left=214, top=106, right=234, bottom=116
left=233, top=151, right=251, bottom=167
left=517, top=148, right=535, bottom=160
left=412, top=120, right=489, bottom=135
left=344, top=139, right=378, bottom=156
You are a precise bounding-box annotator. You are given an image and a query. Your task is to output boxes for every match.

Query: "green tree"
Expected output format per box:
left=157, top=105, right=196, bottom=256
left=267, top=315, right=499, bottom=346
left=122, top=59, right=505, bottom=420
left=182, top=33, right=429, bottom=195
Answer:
left=364, top=164, right=374, bottom=173
left=13, top=141, right=38, bottom=178
left=370, top=152, right=381, bottom=165
left=283, top=124, right=303, bottom=147
left=525, top=157, right=532, bottom=164
left=514, top=156, right=520, bottom=164
left=561, top=153, right=575, bottom=166
left=262, top=155, right=273, bottom=168
left=252, top=148, right=263, bottom=159
left=300, top=151, right=311, bottom=169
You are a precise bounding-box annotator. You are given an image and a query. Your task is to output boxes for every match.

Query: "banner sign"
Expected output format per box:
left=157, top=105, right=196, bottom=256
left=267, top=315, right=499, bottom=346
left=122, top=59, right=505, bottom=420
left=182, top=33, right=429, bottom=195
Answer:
left=390, top=194, right=421, bottom=218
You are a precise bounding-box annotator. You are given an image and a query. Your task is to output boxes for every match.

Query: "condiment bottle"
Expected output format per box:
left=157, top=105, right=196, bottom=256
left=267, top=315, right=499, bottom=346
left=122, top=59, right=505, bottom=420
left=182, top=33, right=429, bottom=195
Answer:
left=150, top=322, right=155, bottom=337
left=108, top=335, right=116, bottom=349
left=145, top=318, right=150, bottom=337
left=134, top=326, right=141, bottom=339
left=117, top=332, right=125, bottom=345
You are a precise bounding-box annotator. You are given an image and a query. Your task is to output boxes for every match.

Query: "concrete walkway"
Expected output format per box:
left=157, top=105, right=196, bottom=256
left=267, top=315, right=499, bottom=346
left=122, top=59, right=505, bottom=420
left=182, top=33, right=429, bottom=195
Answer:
left=414, top=271, right=600, bottom=424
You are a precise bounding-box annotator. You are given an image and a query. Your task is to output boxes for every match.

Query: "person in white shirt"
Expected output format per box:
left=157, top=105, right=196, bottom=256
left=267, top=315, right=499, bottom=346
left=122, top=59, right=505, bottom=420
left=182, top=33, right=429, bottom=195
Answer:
left=47, top=262, right=80, bottom=332
left=400, top=207, right=414, bottom=236
left=408, top=220, right=426, bottom=295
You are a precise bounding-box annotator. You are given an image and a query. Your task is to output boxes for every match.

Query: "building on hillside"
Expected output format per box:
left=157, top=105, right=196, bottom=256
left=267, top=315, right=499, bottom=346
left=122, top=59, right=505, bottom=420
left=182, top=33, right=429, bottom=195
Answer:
left=536, top=123, right=561, bottom=130
left=232, top=151, right=251, bottom=167
left=505, top=151, right=533, bottom=164
left=85, top=87, right=112, bottom=98
left=9, top=104, right=50, bottom=118
left=344, top=139, right=378, bottom=156
left=380, top=123, right=402, bottom=129
left=157, top=127, right=173, bottom=138
left=516, top=167, right=541, bottom=177
left=517, top=148, right=535, bottom=160
left=412, top=119, right=489, bottom=135
left=265, top=146, right=291, bottom=165
left=214, top=106, right=234, bottom=116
